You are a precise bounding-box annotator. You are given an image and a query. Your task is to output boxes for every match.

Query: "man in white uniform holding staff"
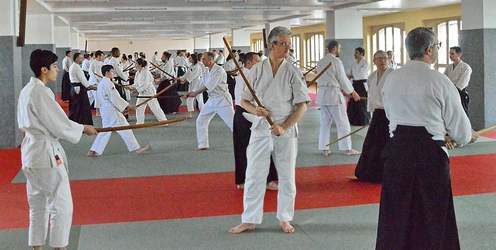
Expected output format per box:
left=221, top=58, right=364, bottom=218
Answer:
left=18, top=49, right=97, bottom=250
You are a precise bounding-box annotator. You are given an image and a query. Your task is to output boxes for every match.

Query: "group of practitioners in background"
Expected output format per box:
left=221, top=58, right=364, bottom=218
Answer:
left=18, top=25, right=477, bottom=249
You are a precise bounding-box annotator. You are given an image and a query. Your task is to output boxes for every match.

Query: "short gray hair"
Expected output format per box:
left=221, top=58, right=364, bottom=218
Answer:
left=405, top=27, right=436, bottom=60
left=267, top=26, right=292, bottom=44
left=374, top=50, right=387, bottom=58
left=204, top=52, right=215, bottom=60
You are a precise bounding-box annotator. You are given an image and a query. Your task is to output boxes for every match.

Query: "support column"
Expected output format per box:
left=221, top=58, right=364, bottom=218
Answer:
left=325, top=10, right=364, bottom=70
left=70, top=28, right=80, bottom=54
left=0, top=0, right=23, bottom=148
left=460, top=0, right=496, bottom=129
left=23, top=14, right=56, bottom=96
left=232, top=29, right=250, bottom=53
left=55, top=24, right=71, bottom=95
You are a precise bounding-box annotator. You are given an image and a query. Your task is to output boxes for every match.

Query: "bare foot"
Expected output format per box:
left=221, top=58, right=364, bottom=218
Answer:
left=237, top=184, right=244, bottom=190
left=280, top=221, right=295, bottom=234
left=266, top=181, right=278, bottom=191
left=344, top=149, right=361, bottom=156
left=136, top=144, right=149, bottom=154
left=87, top=150, right=100, bottom=157
left=322, top=150, right=329, bottom=157
left=188, top=112, right=193, bottom=118
left=346, top=175, right=359, bottom=181
left=229, top=223, right=255, bottom=234
left=195, top=147, right=209, bottom=151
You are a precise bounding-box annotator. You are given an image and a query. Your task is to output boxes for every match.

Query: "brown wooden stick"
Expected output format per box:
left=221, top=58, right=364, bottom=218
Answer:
left=476, top=124, right=496, bottom=136
left=150, top=62, right=175, bottom=79
left=360, top=97, right=368, bottom=101
left=326, top=124, right=369, bottom=146
left=223, top=37, right=274, bottom=126
left=95, top=118, right=186, bottom=133
left=137, top=95, right=182, bottom=99
left=303, top=66, right=317, bottom=76
left=136, top=81, right=177, bottom=108
left=123, top=62, right=135, bottom=72
left=307, top=62, right=332, bottom=87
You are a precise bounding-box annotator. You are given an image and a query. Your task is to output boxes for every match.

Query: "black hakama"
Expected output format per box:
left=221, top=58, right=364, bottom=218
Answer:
left=458, top=88, right=469, bottom=118
left=61, top=71, right=71, bottom=101
left=354, top=109, right=389, bottom=183
left=157, top=79, right=181, bottom=114
left=376, top=125, right=460, bottom=250
left=68, top=83, right=93, bottom=125
left=227, top=74, right=236, bottom=101
left=233, top=106, right=278, bottom=184
left=347, top=79, right=370, bottom=126
left=176, top=67, right=188, bottom=91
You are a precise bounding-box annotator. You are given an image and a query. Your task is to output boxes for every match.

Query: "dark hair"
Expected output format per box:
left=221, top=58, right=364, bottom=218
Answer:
left=111, top=47, right=120, bottom=57
left=219, top=50, right=223, bottom=53
left=84, top=54, right=90, bottom=59
left=450, top=46, right=462, bottom=54
left=205, top=52, right=215, bottom=60
left=189, top=53, right=198, bottom=65
left=162, top=51, right=171, bottom=60
left=244, top=52, right=258, bottom=65
left=136, top=58, right=147, bottom=68
left=30, top=49, right=58, bottom=77
left=237, top=50, right=241, bottom=53
left=95, top=50, right=104, bottom=58
left=128, top=54, right=133, bottom=60
left=73, top=52, right=81, bottom=61
left=326, top=40, right=340, bottom=52
left=101, top=65, right=114, bottom=75
left=238, top=53, right=246, bottom=64
left=355, top=47, right=365, bottom=56
left=90, top=52, right=94, bottom=57
left=226, top=54, right=233, bottom=61
left=65, top=50, right=71, bottom=56
left=122, top=54, right=127, bottom=60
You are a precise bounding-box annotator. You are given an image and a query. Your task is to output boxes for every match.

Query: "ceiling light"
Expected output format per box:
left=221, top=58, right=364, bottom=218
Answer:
left=96, top=21, right=154, bottom=26
left=303, top=18, right=325, bottom=22
left=44, top=0, right=109, bottom=2
left=356, top=8, right=402, bottom=13
left=112, top=17, right=155, bottom=21
left=155, top=21, right=191, bottom=24
left=206, top=17, right=244, bottom=20
left=108, top=34, right=137, bottom=37
left=114, top=7, right=168, bottom=11
left=232, top=6, right=281, bottom=10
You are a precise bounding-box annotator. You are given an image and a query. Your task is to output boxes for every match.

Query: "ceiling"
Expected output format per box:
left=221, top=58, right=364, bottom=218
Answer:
left=29, top=0, right=460, bottom=40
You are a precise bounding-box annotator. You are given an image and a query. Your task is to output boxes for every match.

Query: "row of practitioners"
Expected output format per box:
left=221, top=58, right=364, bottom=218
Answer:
left=18, top=25, right=475, bottom=249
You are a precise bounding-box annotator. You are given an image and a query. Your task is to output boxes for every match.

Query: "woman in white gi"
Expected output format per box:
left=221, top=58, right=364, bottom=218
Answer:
left=87, top=65, right=149, bottom=157
left=127, top=58, right=167, bottom=124
left=18, top=49, right=98, bottom=250
left=229, top=27, right=311, bottom=234
left=88, top=50, right=105, bottom=116
left=188, top=52, right=234, bottom=151
left=178, top=53, right=204, bottom=117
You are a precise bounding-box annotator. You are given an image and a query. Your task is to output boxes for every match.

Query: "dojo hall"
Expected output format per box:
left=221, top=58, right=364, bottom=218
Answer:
left=1, top=0, right=496, bottom=249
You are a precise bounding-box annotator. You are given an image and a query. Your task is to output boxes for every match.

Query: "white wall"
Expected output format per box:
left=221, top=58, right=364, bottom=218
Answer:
left=0, top=0, right=16, bottom=36
left=194, top=36, right=209, bottom=50
left=232, top=29, right=251, bottom=46
left=26, top=14, right=54, bottom=44
left=335, top=10, right=363, bottom=39
left=79, top=35, right=86, bottom=51
left=87, top=38, right=195, bottom=57
left=462, top=0, right=496, bottom=30
left=70, top=30, right=79, bottom=50
left=55, top=26, right=70, bottom=47
left=210, top=33, right=226, bottom=49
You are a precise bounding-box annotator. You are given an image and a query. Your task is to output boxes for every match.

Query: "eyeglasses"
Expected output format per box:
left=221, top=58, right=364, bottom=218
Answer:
left=432, top=41, right=442, bottom=49
left=275, top=41, right=292, bottom=47
left=374, top=57, right=388, bottom=61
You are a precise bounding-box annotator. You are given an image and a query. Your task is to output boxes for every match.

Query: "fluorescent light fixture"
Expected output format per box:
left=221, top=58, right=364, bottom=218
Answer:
left=232, top=6, right=281, bottom=10
left=140, top=29, right=177, bottom=32
left=80, top=30, right=113, bottom=33
left=145, top=27, right=178, bottom=30
left=155, top=21, right=191, bottom=24
left=108, top=34, right=137, bottom=37
left=115, top=7, right=168, bottom=11
left=172, top=38, right=191, bottom=40
left=356, top=8, right=402, bottom=13
left=96, top=21, right=154, bottom=26
left=303, top=18, right=325, bottom=22
left=206, top=17, right=244, bottom=20
left=244, top=28, right=261, bottom=32
left=187, top=0, right=245, bottom=2
left=112, top=17, right=155, bottom=21
left=44, top=0, right=108, bottom=2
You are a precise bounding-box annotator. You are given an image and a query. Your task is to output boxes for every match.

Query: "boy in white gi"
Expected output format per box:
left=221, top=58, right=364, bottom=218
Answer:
left=18, top=49, right=98, bottom=250
left=188, top=52, right=234, bottom=151
left=87, top=65, right=149, bottom=157
left=178, top=53, right=204, bottom=117
left=229, top=26, right=311, bottom=234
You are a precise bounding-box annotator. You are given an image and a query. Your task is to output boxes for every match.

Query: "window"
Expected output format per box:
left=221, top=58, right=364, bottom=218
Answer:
left=305, top=33, right=324, bottom=68
left=432, top=19, right=462, bottom=73
left=251, top=39, right=263, bottom=53
left=371, top=25, right=406, bottom=71
left=291, top=35, right=301, bottom=64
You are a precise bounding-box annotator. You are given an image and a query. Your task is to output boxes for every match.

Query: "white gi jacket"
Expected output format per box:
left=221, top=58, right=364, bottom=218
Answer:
left=159, top=61, right=175, bottom=81
left=180, top=63, right=202, bottom=91
left=367, top=68, right=394, bottom=112
left=82, top=59, right=90, bottom=72
left=109, top=57, right=128, bottom=81
left=200, top=64, right=232, bottom=107
left=18, top=77, right=84, bottom=170
left=241, top=58, right=311, bottom=137
left=444, top=60, right=472, bottom=90
left=88, top=60, right=103, bottom=85
left=347, top=58, right=370, bottom=80
left=315, top=53, right=354, bottom=106
left=62, top=57, right=71, bottom=73
left=69, top=62, right=91, bottom=94
left=98, top=77, right=129, bottom=127
left=223, top=59, right=236, bottom=72
left=235, top=67, right=250, bottom=106
left=134, top=69, right=157, bottom=95
left=382, top=60, right=472, bottom=149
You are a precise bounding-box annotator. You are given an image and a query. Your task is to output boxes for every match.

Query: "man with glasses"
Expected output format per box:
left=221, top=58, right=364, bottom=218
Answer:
left=376, top=27, right=474, bottom=249
left=444, top=46, right=472, bottom=117
left=229, top=26, right=310, bottom=234
left=348, top=50, right=393, bottom=183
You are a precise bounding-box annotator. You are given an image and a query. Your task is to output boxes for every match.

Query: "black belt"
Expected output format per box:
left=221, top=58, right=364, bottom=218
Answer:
left=353, top=79, right=367, bottom=83
left=394, top=125, right=445, bottom=147
left=71, top=82, right=82, bottom=86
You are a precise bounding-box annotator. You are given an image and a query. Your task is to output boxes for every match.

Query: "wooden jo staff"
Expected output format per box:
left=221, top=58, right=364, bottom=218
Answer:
left=150, top=62, right=176, bottom=79
left=95, top=118, right=186, bottom=133
left=303, top=65, right=317, bottom=76
left=476, top=124, right=496, bottom=136
left=135, top=81, right=177, bottom=108
left=122, top=62, right=135, bottom=72
left=307, top=62, right=332, bottom=87
left=95, top=72, right=122, bottom=87
left=326, top=124, right=369, bottom=146
left=222, top=37, right=274, bottom=126
left=136, top=95, right=181, bottom=99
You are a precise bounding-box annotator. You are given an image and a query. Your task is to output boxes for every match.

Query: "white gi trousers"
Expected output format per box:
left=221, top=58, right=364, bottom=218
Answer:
left=319, top=104, right=352, bottom=151
left=135, top=98, right=167, bottom=125
left=87, top=90, right=101, bottom=108
left=196, top=105, right=234, bottom=148
left=186, top=95, right=204, bottom=112
left=242, top=130, right=298, bottom=223
left=22, top=164, right=73, bottom=248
